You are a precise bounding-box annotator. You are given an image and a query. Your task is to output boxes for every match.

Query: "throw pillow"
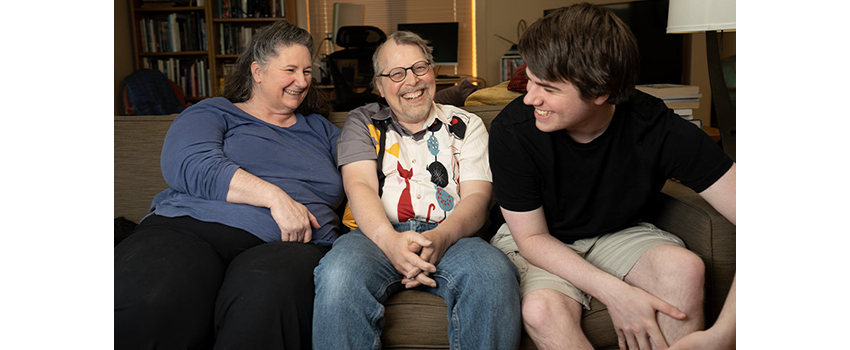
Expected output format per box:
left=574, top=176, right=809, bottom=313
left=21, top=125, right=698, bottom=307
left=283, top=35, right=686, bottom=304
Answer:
left=434, top=80, right=480, bottom=106
left=507, top=63, right=528, bottom=93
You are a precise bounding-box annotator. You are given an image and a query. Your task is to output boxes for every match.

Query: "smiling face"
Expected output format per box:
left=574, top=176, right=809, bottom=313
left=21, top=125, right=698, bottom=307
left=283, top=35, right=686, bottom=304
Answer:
left=250, top=44, right=312, bottom=116
left=374, top=40, right=436, bottom=131
left=522, top=67, right=612, bottom=141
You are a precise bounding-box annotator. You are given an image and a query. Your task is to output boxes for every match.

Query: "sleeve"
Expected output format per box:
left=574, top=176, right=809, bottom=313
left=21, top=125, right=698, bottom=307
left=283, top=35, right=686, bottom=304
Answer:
left=662, top=114, right=734, bottom=193
left=488, top=106, right=542, bottom=212
left=456, top=113, right=492, bottom=183
left=330, top=126, right=341, bottom=167
left=159, top=104, right=240, bottom=201
left=336, top=108, right=380, bottom=167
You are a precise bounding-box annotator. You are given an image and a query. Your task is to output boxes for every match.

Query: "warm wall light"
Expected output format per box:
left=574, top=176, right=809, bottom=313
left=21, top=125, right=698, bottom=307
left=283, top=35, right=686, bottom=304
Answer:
left=667, top=0, right=736, bottom=160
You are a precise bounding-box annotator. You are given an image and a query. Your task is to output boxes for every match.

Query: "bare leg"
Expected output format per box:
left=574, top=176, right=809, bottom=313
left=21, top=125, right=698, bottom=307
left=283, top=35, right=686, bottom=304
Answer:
left=522, top=288, right=593, bottom=350
left=624, top=244, right=705, bottom=346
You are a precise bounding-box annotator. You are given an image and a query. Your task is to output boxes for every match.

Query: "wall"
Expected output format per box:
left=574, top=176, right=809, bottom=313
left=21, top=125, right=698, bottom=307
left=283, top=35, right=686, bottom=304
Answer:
left=115, top=0, right=135, bottom=115
left=476, top=0, right=736, bottom=128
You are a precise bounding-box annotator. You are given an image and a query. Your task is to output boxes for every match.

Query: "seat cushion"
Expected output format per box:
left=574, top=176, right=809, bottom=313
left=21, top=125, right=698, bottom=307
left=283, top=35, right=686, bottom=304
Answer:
left=381, top=290, right=619, bottom=350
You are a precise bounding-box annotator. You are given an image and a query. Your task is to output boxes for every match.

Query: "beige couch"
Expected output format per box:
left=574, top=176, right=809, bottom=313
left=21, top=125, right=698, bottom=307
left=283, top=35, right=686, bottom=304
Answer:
left=114, top=104, right=735, bottom=349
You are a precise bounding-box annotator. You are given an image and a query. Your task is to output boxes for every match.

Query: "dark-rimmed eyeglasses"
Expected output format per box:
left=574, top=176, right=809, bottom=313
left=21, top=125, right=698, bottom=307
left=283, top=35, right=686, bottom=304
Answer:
left=377, top=61, right=431, bottom=83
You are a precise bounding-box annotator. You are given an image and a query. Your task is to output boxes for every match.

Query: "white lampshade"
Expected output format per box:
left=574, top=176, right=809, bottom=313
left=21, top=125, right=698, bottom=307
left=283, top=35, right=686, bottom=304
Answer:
left=667, top=0, right=736, bottom=33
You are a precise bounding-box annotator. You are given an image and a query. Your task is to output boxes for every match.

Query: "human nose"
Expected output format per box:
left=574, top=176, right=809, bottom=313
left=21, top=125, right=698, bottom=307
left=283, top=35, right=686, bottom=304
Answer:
left=402, top=68, right=420, bottom=85
left=523, top=82, right=540, bottom=106
left=296, top=71, right=310, bottom=87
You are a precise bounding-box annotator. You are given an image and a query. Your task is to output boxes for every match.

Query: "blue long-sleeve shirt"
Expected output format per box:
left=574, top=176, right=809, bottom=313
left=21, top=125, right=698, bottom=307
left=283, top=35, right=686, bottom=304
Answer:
left=148, top=97, right=344, bottom=246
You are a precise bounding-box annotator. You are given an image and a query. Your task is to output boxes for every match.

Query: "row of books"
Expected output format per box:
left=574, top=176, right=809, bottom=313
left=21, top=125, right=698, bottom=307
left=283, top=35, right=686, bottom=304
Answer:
left=636, top=84, right=703, bottom=128
left=219, top=62, right=238, bottom=94
left=219, top=24, right=261, bottom=55
left=143, top=57, right=212, bottom=98
left=219, top=0, right=286, bottom=18
left=139, top=13, right=208, bottom=53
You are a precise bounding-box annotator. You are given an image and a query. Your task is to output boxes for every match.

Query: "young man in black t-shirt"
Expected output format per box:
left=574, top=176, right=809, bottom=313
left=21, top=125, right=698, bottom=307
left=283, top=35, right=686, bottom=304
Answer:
left=488, top=3, right=736, bottom=350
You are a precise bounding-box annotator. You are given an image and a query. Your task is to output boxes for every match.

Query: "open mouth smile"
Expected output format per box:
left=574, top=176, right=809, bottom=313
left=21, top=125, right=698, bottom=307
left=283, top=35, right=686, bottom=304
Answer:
left=401, top=89, right=424, bottom=100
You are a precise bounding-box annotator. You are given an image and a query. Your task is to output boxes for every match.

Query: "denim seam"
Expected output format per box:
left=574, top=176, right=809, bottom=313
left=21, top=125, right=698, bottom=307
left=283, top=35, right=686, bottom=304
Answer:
left=434, top=270, right=462, bottom=349
left=372, top=275, right=403, bottom=350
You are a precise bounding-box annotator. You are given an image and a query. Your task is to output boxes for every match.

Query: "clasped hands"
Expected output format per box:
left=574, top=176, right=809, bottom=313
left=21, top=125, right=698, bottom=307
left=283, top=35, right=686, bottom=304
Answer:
left=381, top=229, right=451, bottom=289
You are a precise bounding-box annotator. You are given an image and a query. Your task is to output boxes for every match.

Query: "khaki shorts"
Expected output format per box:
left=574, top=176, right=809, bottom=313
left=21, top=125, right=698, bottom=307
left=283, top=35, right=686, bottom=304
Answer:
left=490, top=222, right=685, bottom=310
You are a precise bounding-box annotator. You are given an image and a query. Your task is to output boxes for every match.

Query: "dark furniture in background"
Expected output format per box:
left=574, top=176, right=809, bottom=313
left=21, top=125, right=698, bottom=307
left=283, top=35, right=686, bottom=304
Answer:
left=123, top=69, right=191, bottom=115
left=326, top=25, right=387, bottom=111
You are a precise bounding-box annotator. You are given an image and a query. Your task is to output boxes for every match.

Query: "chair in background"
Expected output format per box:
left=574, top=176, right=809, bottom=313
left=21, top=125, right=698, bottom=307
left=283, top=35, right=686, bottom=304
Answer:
left=326, top=26, right=386, bottom=112
left=123, top=69, right=190, bottom=115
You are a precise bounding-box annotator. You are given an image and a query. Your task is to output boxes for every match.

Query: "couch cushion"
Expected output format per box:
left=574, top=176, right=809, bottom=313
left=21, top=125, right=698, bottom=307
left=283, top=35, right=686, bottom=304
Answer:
left=114, top=115, right=176, bottom=223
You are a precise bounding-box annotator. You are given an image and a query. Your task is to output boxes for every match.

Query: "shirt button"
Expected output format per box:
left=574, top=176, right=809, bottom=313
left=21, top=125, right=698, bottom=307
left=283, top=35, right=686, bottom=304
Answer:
left=412, top=159, right=417, bottom=163
left=416, top=194, right=421, bottom=199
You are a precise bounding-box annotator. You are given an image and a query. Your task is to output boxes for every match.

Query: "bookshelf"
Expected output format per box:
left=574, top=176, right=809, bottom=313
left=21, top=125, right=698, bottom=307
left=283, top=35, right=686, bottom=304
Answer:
left=129, top=0, right=297, bottom=101
left=500, top=52, right=522, bottom=83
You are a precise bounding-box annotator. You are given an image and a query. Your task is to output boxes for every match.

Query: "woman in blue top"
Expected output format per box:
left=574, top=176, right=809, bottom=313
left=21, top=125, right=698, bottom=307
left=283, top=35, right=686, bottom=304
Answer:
left=115, top=20, right=344, bottom=350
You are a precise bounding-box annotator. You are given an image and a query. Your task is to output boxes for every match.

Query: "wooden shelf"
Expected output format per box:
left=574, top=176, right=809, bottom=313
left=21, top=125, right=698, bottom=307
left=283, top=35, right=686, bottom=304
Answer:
left=135, top=6, right=205, bottom=12
left=129, top=0, right=297, bottom=100
left=213, top=17, right=282, bottom=23
left=140, top=51, right=209, bottom=57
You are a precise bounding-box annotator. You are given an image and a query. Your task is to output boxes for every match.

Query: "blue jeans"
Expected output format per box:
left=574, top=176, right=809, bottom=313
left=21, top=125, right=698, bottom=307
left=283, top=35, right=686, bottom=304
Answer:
left=313, top=220, right=521, bottom=350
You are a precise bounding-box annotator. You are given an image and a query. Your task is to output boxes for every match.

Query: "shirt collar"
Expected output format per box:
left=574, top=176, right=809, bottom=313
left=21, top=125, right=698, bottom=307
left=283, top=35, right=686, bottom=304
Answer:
left=384, top=101, right=448, bottom=140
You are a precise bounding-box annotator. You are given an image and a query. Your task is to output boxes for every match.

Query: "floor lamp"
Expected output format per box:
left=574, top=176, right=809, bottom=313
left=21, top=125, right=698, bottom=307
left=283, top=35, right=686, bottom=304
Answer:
left=667, top=0, right=736, bottom=161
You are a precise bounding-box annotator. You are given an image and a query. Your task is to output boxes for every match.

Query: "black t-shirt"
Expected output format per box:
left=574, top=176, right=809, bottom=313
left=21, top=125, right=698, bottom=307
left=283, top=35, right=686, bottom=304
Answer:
left=489, top=91, right=733, bottom=244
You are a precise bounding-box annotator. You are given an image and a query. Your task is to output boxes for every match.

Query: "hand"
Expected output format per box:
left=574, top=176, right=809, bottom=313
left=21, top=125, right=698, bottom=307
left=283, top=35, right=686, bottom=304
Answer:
left=668, top=329, right=731, bottom=350
left=606, top=285, right=686, bottom=350
left=378, top=230, right=436, bottom=282
left=401, top=229, right=451, bottom=288
left=269, top=196, right=320, bottom=243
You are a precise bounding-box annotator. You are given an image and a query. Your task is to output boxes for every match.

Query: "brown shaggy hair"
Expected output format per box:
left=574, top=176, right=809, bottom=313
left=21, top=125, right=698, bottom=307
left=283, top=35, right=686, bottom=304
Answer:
left=518, top=2, right=640, bottom=104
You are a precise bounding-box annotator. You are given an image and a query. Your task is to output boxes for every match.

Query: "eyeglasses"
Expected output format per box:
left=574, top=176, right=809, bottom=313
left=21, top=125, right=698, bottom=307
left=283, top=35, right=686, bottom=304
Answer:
left=377, top=61, right=431, bottom=83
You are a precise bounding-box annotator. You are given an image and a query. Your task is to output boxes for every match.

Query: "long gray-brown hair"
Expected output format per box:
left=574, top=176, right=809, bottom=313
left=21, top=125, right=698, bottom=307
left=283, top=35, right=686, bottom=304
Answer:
left=222, top=20, right=327, bottom=116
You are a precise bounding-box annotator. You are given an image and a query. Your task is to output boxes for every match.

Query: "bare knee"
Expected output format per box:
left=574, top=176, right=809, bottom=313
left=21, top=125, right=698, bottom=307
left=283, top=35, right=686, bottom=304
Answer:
left=666, top=248, right=705, bottom=291
left=521, top=289, right=587, bottom=347
left=633, top=245, right=705, bottom=290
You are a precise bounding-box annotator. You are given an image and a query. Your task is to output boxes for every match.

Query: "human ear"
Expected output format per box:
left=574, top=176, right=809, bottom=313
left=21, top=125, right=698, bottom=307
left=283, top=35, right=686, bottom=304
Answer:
left=375, top=78, right=386, bottom=97
left=251, top=61, right=262, bottom=83
left=593, top=94, right=610, bottom=106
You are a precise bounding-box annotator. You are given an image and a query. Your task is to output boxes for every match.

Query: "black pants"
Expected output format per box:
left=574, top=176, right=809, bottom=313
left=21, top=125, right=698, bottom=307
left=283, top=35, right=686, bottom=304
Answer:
left=114, top=215, right=329, bottom=350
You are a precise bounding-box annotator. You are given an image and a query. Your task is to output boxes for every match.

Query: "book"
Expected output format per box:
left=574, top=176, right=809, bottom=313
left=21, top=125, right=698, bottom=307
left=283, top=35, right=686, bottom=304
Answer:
left=636, top=84, right=698, bottom=97
left=673, top=108, right=693, bottom=120
left=659, top=93, right=702, bottom=100
left=688, top=119, right=702, bottom=128
left=664, top=100, right=699, bottom=109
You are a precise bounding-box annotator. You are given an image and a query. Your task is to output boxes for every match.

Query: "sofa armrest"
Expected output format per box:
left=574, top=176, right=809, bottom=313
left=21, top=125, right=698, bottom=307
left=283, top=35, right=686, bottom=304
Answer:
left=649, top=180, right=735, bottom=327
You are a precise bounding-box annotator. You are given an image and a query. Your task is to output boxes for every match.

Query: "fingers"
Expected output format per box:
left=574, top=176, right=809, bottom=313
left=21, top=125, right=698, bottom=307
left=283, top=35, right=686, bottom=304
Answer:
left=302, top=226, right=313, bottom=243
left=616, top=330, right=627, bottom=350
left=654, top=299, right=687, bottom=320
left=309, top=212, right=320, bottom=229
left=411, top=234, right=433, bottom=248
left=618, top=325, right=669, bottom=350
left=402, top=271, right=436, bottom=288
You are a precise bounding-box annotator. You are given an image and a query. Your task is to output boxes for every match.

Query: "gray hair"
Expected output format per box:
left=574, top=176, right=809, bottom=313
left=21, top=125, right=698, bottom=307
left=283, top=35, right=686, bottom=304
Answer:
left=223, top=20, right=314, bottom=104
left=372, top=30, right=434, bottom=86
